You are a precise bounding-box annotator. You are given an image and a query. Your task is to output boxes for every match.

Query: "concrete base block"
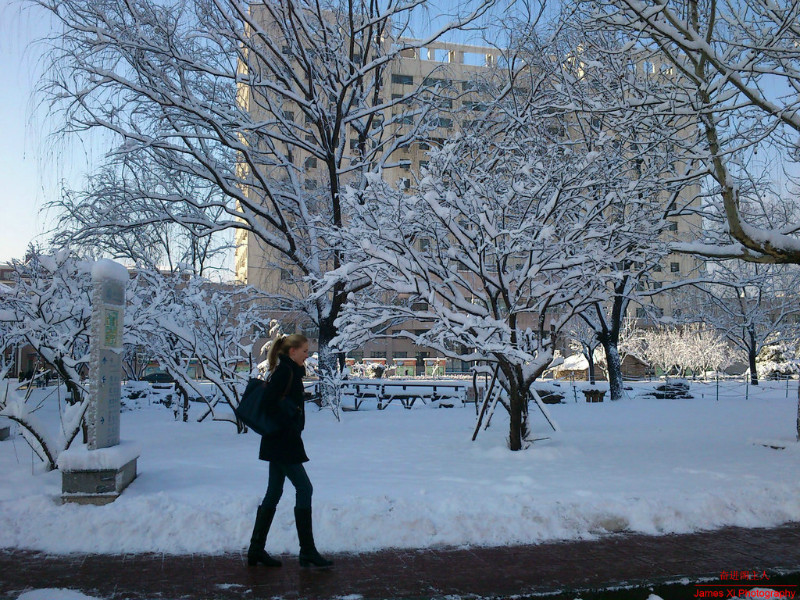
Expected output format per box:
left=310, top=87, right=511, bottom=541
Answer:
left=0, top=426, right=10, bottom=441
left=61, top=456, right=138, bottom=505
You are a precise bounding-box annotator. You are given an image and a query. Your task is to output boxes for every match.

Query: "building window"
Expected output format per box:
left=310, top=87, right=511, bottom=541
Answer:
left=437, top=118, right=453, bottom=129
left=670, top=262, right=680, bottom=273
left=653, top=263, right=662, bottom=272
left=423, top=76, right=448, bottom=88
left=280, top=269, right=292, bottom=281
left=304, top=157, right=317, bottom=169
left=653, top=281, right=662, bottom=289
left=399, top=159, right=411, bottom=170
left=635, top=307, right=646, bottom=318
left=419, top=160, right=429, bottom=170
left=418, top=142, right=430, bottom=150
left=411, top=301, right=429, bottom=311
left=667, top=221, right=678, bottom=231
left=392, top=74, right=414, bottom=85
left=394, top=351, right=408, bottom=358
left=283, top=110, right=295, bottom=121
left=369, top=351, right=387, bottom=358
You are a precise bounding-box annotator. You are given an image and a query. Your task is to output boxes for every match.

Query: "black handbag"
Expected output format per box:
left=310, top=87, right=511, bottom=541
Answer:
left=235, top=372, right=294, bottom=436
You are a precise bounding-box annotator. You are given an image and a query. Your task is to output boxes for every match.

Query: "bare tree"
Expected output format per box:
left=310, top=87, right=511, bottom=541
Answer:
left=33, top=0, right=498, bottom=401
left=596, top=0, right=800, bottom=438
left=0, top=249, right=92, bottom=469
left=600, top=0, right=800, bottom=263
left=550, top=21, right=692, bottom=401
left=127, top=270, right=274, bottom=429
left=689, top=263, right=800, bottom=384
left=567, top=319, right=602, bottom=384
left=52, top=161, right=233, bottom=277
left=333, top=133, right=613, bottom=450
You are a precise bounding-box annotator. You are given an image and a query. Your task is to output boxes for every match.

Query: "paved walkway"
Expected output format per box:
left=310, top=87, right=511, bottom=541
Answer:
left=2, top=523, right=800, bottom=600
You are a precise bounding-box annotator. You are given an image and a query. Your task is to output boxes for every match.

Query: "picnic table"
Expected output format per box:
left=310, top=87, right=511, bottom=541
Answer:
left=304, top=379, right=468, bottom=410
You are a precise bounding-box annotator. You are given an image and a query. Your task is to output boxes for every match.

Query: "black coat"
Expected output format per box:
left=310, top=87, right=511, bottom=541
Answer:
left=258, top=354, right=309, bottom=464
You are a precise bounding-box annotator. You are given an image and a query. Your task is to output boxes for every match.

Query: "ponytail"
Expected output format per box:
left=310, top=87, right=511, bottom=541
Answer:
left=267, top=333, right=308, bottom=371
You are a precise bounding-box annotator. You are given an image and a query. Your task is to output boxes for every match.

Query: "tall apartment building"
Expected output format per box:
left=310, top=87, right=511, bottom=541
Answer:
left=234, top=23, right=702, bottom=369
left=234, top=37, right=501, bottom=291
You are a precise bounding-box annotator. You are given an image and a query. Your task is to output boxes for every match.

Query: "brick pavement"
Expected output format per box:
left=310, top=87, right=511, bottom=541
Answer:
left=2, top=523, right=800, bottom=600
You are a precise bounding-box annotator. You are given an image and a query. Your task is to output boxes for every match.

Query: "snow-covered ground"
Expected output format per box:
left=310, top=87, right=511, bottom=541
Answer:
left=1, top=379, right=798, bottom=555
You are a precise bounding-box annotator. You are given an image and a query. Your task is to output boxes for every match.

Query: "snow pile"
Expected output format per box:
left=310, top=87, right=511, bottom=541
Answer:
left=561, top=354, right=589, bottom=370
left=57, top=441, right=141, bottom=471
left=90, top=259, right=128, bottom=283
left=0, top=380, right=798, bottom=555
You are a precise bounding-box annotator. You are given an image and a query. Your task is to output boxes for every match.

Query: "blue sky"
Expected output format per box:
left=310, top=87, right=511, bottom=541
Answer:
left=1, top=1, right=51, bottom=262
left=0, top=1, right=97, bottom=263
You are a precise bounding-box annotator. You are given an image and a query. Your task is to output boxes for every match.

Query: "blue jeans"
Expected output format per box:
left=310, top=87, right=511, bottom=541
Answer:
left=262, top=462, right=313, bottom=510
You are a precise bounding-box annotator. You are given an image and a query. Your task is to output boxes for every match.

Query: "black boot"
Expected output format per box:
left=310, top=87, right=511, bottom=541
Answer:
left=247, top=505, right=282, bottom=567
left=294, top=507, right=333, bottom=568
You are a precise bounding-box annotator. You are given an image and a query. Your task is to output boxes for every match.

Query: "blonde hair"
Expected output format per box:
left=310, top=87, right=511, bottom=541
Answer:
left=267, top=333, right=308, bottom=371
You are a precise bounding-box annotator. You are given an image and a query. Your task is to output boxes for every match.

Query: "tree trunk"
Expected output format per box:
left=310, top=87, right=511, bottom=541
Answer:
left=508, top=387, right=523, bottom=451
left=587, top=350, right=596, bottom=385
left=316, top=317, right=341, bottom=407
left=748, top=345, right=759, bottom=386
left=182, top=388, right=189, bottom=423
left=504, top=366, right=527, bottom=451
left=603, top=342, right=624, bottom=401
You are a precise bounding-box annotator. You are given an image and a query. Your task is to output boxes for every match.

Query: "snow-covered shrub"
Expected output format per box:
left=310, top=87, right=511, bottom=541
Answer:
left=756, top=343, right=800, bottom=380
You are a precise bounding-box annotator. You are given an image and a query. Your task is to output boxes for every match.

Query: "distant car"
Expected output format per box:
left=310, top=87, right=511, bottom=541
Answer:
left=142, top=372, right=175, bottom=384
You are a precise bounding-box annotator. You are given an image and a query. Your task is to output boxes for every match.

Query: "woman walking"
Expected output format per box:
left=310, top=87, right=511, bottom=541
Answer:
left=247, top=333, right=333, bottom=568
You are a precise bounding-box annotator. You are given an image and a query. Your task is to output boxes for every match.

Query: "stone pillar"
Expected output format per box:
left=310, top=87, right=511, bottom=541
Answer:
left=87, top=262, right=125, bottom=449
left=60, top=259, right=139, bottom=505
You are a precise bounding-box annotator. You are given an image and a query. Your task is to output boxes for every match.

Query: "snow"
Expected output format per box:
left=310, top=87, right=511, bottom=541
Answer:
left=561, top=354, right=589, bottom=370
left=90, top=259, right=128, bottom=283
left=57, top=441, right=141, bottom=471
left=16, top=591, right=102, bottom=600
left=0, top=380, right=799, bottom=555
